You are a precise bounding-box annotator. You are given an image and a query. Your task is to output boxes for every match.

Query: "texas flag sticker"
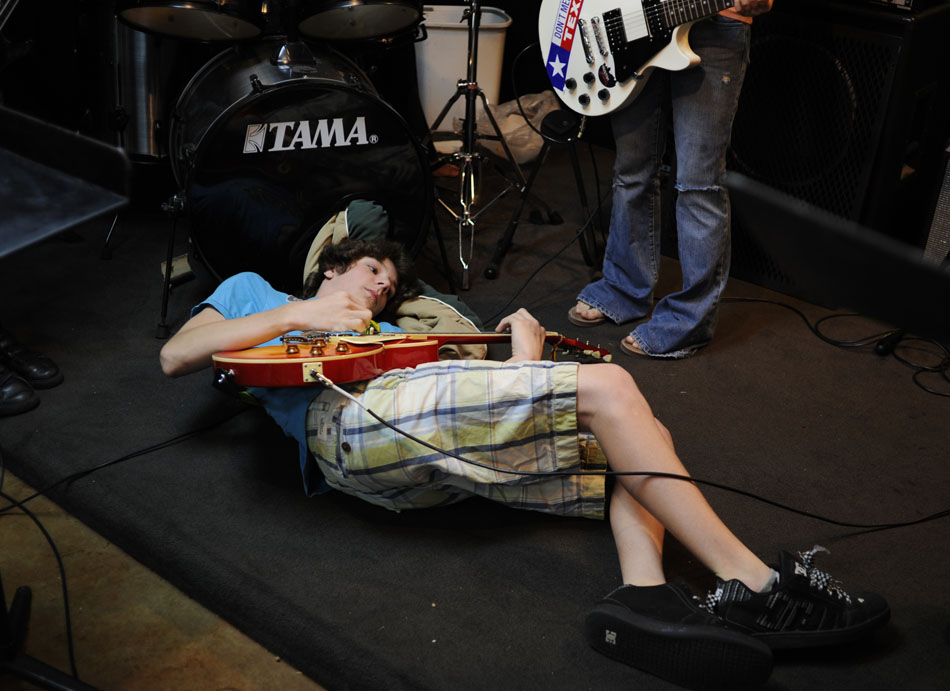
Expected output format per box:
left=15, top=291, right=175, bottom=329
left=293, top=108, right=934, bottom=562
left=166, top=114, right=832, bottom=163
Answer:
left=545, top=0, right=584, bottom=91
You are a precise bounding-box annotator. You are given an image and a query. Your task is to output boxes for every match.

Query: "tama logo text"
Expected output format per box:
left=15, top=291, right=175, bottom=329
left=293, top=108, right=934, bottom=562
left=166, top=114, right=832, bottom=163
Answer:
left=243, top=117, right=375, bottom=153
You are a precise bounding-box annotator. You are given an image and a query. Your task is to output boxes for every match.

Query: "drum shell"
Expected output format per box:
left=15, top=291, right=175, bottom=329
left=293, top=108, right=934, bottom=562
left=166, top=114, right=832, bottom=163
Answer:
left=112, top=19, right=216, bottom=159
left=117, top=0, right=265, bottom=41
left=297, top=0, right=422, bottom=41
left=170, top=39, right=431, bottom=292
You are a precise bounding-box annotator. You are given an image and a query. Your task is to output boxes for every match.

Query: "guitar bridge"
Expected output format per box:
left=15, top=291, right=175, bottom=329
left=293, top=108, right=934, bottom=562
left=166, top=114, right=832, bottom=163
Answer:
left=282, top=332, right=330, bottom=354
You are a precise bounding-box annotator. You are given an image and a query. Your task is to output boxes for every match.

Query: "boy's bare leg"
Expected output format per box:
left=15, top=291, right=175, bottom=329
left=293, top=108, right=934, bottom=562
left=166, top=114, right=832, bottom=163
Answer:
left=576, top=363, right=772, bottom=592
left=609, top=482, right=666, bottom=586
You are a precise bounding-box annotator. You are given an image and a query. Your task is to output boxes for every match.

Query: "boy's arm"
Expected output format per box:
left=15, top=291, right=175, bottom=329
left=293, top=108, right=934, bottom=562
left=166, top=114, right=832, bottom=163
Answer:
left=160, top=293, right=374, bottom=377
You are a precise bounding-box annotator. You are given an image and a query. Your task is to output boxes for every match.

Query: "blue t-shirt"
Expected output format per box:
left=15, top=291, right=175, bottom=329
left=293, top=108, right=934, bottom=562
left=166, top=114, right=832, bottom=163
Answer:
left=194, top=272, right=401, bottom=495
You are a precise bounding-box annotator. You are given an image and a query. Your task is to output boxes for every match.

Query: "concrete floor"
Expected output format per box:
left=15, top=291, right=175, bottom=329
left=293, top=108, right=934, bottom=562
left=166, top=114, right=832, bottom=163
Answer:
left=1, top=472, right=323, bottom=690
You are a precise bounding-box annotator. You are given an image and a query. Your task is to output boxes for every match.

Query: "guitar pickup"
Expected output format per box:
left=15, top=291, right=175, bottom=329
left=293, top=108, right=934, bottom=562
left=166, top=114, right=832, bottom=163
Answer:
left=591, top=16, right=608, bottom=57
left=578, top=18, right=594, bottom=65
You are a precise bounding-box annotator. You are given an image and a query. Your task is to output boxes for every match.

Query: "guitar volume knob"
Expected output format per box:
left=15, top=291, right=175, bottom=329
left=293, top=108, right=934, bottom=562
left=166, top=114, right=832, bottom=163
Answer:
left=578, top=94, right=590, bottom=107
left=565, top=77, right=577, bottom=90
left=598, top=89, right=610, bottom=102
left=583, top=72, right=596, bottom=85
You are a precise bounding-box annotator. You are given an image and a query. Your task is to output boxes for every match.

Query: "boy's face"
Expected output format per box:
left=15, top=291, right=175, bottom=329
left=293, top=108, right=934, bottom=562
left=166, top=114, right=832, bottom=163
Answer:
left=319, top=256, right=399, bottom=316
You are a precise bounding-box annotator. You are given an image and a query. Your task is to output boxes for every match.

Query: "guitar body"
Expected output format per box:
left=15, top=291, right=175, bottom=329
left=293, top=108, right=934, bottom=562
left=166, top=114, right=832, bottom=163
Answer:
left=212, top=334, right=440, bottom=387
left=212, top=332, right=612, bottom=387
left=539, top=0, right=730, bottom=117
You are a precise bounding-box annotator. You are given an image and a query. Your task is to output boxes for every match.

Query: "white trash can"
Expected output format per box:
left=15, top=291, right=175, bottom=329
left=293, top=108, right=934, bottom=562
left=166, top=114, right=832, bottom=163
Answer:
left=414, top=5, right=512, bottom=130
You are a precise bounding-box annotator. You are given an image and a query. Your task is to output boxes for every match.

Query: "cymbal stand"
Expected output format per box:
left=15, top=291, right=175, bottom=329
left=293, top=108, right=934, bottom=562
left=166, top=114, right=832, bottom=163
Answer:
left=428, top=0, right=525, bottom=290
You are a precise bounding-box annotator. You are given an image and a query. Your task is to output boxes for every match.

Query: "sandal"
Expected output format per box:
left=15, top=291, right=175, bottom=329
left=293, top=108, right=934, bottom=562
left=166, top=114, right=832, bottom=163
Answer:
left=567, top=303, right=606, bottom=327
left=620, top=336, right=649, bottom=358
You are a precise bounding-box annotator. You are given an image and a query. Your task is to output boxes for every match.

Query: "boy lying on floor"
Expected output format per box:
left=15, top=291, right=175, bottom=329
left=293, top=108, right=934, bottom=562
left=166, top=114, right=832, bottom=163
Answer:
left=160, top=236, right=889, bottom=690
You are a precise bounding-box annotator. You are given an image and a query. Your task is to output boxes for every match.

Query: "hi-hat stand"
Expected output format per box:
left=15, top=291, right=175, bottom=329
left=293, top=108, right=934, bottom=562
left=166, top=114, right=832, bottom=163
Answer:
left=428, top=0, right=526, bottom=290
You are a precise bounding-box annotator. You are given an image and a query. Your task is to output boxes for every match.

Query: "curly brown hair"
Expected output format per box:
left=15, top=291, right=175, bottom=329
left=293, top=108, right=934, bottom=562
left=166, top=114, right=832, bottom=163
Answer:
left=300, top=238, right=419, bottom=318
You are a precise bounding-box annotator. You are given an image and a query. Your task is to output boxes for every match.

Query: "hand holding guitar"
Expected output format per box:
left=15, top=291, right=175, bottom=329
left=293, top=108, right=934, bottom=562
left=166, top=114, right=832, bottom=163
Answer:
left=497, top=308, right=548, bottom=363
left=732, top=0, right=773, bottom=17
left=295, top=291, right=374, bottom=334
left=160, top=293, right=374, bottom=378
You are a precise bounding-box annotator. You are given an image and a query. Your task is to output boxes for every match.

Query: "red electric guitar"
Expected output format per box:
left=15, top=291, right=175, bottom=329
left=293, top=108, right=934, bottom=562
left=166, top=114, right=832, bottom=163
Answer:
left=212, top=331, right=612, bottom=387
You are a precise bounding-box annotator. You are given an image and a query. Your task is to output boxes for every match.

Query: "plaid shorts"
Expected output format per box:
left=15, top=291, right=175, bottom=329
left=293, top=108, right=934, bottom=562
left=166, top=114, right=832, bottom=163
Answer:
left=306, top=359, right=606, bottom=518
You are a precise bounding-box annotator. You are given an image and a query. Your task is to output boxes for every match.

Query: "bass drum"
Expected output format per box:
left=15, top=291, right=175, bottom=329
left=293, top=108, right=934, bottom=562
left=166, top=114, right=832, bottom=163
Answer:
left=297, top=0, right=422, bottom=41
left=170, top=39, right=432, bottom=293
left=116, top=1, right=265, bottom=41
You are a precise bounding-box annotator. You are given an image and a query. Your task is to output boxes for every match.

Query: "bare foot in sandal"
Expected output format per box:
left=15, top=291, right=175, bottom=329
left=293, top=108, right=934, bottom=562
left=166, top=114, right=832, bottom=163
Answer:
left=567, top=301, right=606, bottom=327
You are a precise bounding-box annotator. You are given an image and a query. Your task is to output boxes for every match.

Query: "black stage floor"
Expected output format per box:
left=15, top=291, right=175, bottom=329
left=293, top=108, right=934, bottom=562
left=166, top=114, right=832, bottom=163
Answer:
left=2, top=145, right=949, bottom=690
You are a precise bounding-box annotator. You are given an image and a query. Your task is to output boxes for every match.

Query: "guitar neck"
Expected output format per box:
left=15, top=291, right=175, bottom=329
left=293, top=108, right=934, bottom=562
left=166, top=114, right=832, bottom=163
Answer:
left=427, top=332, right=611, bottom=361
left=430, top=331, right=562, bottom=346
left=661, top=0, right=736, bottom=30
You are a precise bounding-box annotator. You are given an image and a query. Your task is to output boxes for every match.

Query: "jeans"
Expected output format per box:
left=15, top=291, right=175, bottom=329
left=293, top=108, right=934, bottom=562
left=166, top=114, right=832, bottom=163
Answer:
left=578, top=17, right=751, bottom=358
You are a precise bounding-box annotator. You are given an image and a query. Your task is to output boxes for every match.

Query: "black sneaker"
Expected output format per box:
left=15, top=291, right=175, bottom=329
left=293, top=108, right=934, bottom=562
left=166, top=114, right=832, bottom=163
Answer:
left=586, top=582, right=773, bottom=690
left=704, top=546, right=890, bottom=649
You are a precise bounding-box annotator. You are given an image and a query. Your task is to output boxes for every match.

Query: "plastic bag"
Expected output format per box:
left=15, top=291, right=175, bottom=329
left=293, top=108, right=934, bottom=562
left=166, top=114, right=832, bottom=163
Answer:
left=461, top=90, right=562, bottom=165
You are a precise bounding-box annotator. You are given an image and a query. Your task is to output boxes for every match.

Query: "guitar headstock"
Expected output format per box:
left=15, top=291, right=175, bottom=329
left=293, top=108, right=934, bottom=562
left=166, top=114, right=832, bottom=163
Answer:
left=550, top=335, right=612, bottom=363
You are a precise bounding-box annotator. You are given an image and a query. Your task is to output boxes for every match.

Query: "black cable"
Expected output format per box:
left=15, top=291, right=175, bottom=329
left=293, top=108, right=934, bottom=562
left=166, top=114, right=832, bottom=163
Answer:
left=323, top=377, right=949, bottom=533
left=510, top=42, right=550, bottom=141
left=0, top=406, right=250, bottom=689
left=0, top=489, right=81, bottom=680
left=721, top=297, right=950, bottom=396
left=0, top=406, right=249, bottom=515
left=482, top=209, right=599, bottom=327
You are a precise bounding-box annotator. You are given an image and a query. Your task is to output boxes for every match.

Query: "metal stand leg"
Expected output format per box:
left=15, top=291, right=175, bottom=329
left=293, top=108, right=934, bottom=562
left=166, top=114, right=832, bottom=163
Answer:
left=484, top=142, right=551, bottom=279
left=428, top=210, right=458, bottom=294
left=484, top=141, right=600, bottom=279
left=428, top=0, right=526, bottom=290
left=1, top=571, right=97, bottom=691
left=100, top=214, right=119, bottom=260
left=567, top=144, right=598, bottom=266
left=156, top=194, right=185, bottom=340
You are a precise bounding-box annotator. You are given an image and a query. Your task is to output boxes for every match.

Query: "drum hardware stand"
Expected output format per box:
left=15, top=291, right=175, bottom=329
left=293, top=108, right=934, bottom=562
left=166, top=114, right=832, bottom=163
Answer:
left=428, top=0, right=526, bottom=290
left=100, top=214, right=120, bottom=260
left=156, top=192, right=187, bottom=339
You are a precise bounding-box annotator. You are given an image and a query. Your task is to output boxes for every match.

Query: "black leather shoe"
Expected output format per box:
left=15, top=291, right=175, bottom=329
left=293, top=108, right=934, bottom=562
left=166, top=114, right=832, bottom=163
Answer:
left=0, top=326, right=63, bottom=389
left=0, top=364, right=39, bottom=416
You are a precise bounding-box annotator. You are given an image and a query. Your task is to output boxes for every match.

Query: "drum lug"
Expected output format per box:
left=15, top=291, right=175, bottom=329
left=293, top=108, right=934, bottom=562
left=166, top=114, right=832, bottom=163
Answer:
left=250, top=74, right=264, bottom=94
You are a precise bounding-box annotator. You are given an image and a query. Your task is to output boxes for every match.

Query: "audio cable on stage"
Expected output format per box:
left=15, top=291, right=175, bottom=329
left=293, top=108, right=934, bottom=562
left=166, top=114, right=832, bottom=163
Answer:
left=721, top=297, right=950, bottom=397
